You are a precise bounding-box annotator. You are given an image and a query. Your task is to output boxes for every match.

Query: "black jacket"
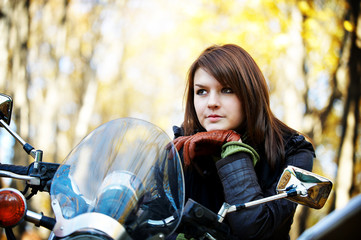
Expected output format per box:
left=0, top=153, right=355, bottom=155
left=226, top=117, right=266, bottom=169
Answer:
left=173, top=126, right=315, bottom=240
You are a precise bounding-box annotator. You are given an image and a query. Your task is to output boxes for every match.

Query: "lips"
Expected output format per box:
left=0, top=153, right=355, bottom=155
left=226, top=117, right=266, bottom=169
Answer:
left=207, top=114, right=222, bottom=122
left=208, top=114, right=221, bottom=118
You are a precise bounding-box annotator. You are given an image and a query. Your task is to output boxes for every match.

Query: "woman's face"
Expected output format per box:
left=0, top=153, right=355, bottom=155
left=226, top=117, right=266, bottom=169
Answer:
left=193, top=68, right=243, bottom=132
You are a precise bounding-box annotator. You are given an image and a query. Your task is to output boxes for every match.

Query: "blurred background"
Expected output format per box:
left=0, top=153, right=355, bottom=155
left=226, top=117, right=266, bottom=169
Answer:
left=0, top=0, right=360, bottom=239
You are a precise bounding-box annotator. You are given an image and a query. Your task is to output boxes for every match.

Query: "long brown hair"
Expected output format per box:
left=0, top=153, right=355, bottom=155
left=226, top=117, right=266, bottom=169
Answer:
left=183, top=44, right=297, bottom=169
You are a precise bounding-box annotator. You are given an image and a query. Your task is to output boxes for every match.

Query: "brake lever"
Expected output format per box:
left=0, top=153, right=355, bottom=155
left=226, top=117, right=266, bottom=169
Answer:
left=0, top=170, right=40, bottom=185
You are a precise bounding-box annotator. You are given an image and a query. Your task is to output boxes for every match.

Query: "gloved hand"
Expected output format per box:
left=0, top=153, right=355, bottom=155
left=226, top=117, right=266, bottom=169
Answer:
left=173, top=130, right=241, bottom=166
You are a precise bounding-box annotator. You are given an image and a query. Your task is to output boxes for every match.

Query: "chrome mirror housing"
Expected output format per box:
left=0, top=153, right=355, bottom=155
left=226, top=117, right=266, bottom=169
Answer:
left=276, top=165, right=333, bottom=209
left=0, top=94, right=13, bottom=126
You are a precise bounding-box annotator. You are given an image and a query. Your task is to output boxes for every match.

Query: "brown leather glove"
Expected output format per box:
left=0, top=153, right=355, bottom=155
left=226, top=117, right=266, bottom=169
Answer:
left=173, top=130, right=241, bottom=166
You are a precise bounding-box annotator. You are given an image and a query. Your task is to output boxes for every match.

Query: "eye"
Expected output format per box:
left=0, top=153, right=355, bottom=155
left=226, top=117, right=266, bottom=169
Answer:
left=195, top=89, right=207, bottom=95
left=222, top=87, right=233, bottom=94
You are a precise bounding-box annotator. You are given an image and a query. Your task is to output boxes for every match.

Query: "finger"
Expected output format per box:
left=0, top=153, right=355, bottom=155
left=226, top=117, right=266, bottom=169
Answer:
left=226, top=130, right=242, bottom=142
left=183, top=137, right=195, bottom=165
left=183, top=140, right=192, bottom=166
left=173, top=136, right=190, bottom=151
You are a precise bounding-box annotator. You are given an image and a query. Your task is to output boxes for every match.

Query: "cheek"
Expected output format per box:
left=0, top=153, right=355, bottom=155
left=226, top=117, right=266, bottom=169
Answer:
left=194, top=104, right=202, bottom=118
left=228, top=99, right=243, bottom=123
left=194, top=99, right=205, bottom=120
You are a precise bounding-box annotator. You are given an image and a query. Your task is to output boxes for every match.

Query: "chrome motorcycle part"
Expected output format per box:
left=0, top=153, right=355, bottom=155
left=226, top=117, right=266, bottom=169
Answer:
left=25, top=210, right=56, bottom=230
left=52, top=199, right=130, bottom=239
left=0, top=93, right=42, bottom=161
left=94, top=170, right=144, bottom=223
left=276, top=165, right=333, bottom=209
left=0, top=93, right=12, bottom=126
left=216, top=165, right=333, bottom=222
left=0, top=170, right=40, bottom=185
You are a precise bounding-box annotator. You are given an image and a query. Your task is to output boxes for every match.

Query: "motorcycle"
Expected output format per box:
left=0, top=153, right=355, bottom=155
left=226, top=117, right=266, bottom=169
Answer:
left=0, top=93, right=333, bottom=240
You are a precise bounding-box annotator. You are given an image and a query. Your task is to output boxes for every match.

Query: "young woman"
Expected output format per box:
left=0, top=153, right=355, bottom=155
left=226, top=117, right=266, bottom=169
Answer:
left=172, top=44, right=314, bottom=239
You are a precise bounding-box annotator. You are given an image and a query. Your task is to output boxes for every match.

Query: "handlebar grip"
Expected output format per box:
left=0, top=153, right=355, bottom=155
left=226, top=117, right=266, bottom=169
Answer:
left=0, top=164, right=29, bottom=175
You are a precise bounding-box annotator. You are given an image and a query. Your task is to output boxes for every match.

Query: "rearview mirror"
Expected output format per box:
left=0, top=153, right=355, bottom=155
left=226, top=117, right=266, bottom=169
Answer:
left=276, top=165, right=332, bottom=209
left=0, top=94, right=13, bottom=126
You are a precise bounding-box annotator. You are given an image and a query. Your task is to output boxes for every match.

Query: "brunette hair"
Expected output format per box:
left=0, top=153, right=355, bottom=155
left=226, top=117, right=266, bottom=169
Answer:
left=183, top=44, right=297, bottom=169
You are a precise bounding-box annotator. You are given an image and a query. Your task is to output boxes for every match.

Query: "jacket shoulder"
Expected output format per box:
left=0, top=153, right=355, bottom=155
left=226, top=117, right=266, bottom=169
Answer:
left=284, top=133, right=316, bottom=159
left=172, top=125, right=184, bottom=139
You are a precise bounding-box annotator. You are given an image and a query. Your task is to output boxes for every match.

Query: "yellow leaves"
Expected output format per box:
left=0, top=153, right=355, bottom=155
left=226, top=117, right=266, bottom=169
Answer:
left=304, top=17, right=319, bottom=30
left=298, top=0, right=312, bottom=15
left=343, top=20, right=354, bottom=32
left=273, top=34, right=290, bottom=49
left=23, top=0, right=352, bottom=152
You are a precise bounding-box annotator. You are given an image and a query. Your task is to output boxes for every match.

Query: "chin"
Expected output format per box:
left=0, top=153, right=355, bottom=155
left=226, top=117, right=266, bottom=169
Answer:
left=205, top=125, right=229, bottom=132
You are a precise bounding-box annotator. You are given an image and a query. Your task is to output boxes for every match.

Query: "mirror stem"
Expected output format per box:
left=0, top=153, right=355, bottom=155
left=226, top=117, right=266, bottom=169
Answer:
left=217, top=188, right=298, bottom=223
left=0, top=119, right=40, bottom=161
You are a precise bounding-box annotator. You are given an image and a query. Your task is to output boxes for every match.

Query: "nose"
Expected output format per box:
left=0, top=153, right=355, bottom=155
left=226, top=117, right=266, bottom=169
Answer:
left=208, top=92, right=220, bottom=108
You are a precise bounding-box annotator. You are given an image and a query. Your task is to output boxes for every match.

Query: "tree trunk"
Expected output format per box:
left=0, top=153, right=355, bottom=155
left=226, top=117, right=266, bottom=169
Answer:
left=334, top=0, right=361, bottom=209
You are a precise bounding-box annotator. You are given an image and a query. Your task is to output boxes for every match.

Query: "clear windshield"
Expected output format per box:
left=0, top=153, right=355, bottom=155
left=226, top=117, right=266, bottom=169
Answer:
left=50, top=118, right=184, bottom=239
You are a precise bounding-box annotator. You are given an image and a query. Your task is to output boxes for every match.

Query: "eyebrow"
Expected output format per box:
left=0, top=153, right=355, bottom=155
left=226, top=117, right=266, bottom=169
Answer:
left=194, top=83, right=231, bottom=89
left=194, top=84, right=206, bottom=88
